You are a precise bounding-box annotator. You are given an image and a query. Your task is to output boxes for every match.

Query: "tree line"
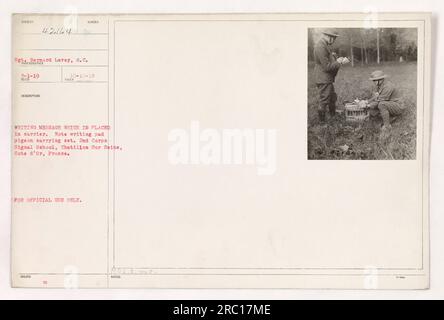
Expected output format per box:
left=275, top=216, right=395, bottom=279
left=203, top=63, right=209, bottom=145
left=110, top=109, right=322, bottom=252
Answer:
left=308, top=28, right=418, bottom=66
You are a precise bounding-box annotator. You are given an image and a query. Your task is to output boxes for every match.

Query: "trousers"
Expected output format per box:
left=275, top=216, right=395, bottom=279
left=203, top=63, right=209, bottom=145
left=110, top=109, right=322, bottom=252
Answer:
left=317, top=83, right=337, bottom=115
left=370, top=101, right=405, bottom=125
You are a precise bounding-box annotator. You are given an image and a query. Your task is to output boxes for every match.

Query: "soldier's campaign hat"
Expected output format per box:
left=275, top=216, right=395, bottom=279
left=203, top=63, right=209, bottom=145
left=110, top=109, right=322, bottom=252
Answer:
left=321, top=29, right=340, bottom=37
left=369, top=70, right=388, bottom=80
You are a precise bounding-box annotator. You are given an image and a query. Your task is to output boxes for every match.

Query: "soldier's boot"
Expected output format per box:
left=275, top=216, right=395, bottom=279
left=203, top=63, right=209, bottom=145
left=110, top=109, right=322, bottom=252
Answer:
left=379, top=107, right=392, bottom=139
left=318, top=109, right=326, bottom=123
left=328, top=104, right=342, bottom=123
left=328, top=104, right=336, bottom=117
left=379, top=104, right=391, bottom=128
left=390, top=115, right=400, bottom=124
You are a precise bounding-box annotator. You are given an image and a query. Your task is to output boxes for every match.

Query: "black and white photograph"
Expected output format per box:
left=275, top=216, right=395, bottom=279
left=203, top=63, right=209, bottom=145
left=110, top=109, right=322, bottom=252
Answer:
left=2, top=0, right=442, bottom=301
left=307, top=27, right=418, bottom=160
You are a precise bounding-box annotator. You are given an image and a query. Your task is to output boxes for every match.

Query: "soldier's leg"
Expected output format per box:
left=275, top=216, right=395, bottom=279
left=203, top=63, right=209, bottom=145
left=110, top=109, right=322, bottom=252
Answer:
left=317, top=83, right=330, bottom=122
left=329, top=84, right=337, bottom=116
left=377, top=102, right=390, bottom=126
left=378, top=101, right=404, bottom=126
left=386, top=101, right=404, bottom=116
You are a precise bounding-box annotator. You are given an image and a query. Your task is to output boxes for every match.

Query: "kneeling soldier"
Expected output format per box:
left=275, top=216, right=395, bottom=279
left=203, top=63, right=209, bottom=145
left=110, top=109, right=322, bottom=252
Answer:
left=367, top=70, right=405, bottom=132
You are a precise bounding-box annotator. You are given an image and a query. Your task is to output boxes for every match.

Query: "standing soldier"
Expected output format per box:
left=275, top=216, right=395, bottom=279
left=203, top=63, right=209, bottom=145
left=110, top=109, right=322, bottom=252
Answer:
left=313, top=29, right=349, bottom=122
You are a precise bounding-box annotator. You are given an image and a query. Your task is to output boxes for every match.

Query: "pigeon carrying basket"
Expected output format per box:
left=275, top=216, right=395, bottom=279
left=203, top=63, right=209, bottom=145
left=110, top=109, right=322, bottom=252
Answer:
left=344, top=101, right=369, bottom=122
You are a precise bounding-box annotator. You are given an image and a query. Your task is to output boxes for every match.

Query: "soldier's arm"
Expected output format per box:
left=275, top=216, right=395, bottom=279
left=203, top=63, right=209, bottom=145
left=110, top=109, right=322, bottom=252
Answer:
left=377, top=84, right=395, bottom=101
left=367, top=91, right=379, bottom=108
left=314, top=45, right=340, bottom=73
left=368, top=92, right=377, bottom=103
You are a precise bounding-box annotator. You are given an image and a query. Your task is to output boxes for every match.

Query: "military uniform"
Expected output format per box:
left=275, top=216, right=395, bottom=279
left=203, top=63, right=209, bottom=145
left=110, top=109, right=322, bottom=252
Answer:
left=368, top=72, right=405, bottom=126
left=314, top=37, right=341, bottom=120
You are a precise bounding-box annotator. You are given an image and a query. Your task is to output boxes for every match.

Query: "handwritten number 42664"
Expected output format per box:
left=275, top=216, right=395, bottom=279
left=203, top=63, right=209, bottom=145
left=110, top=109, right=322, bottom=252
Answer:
left=42, top=27, right=72, bottom=35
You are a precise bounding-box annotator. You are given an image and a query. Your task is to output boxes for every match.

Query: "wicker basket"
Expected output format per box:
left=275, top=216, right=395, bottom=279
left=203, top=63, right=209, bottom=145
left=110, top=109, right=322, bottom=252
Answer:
left=344, top=101, right=369, bottom=122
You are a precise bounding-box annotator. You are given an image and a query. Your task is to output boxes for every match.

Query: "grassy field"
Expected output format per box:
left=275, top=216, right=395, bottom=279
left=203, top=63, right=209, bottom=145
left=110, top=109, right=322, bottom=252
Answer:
left=307, top=62, right=417, bottom=160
